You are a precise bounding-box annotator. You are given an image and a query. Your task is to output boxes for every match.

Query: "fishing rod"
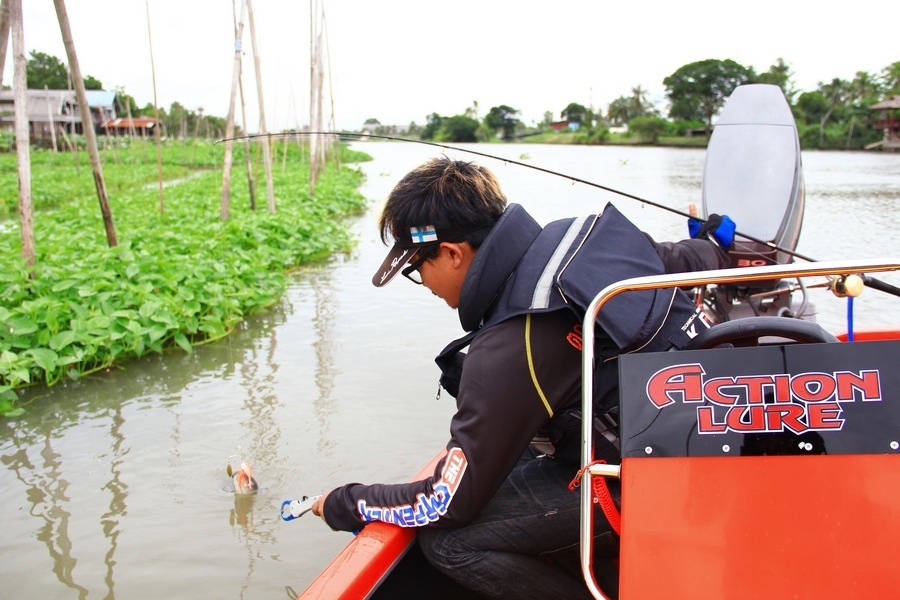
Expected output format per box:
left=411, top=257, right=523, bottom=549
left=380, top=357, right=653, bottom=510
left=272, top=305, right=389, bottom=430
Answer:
left=218, top=131, right=900, bottom=297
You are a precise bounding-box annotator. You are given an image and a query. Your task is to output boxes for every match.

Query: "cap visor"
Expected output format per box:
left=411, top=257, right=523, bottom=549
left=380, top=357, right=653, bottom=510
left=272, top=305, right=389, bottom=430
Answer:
left=372, top=245, right=418, bottom=287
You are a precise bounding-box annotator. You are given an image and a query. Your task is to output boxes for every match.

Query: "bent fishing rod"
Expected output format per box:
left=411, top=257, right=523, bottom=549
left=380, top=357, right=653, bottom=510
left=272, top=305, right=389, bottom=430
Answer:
left=217, top=131, right=900, bottom=298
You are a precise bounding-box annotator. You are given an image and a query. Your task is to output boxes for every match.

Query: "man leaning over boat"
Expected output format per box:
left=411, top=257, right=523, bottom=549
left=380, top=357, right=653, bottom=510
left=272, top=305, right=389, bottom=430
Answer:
left=310, top=157, right=734, bottom=599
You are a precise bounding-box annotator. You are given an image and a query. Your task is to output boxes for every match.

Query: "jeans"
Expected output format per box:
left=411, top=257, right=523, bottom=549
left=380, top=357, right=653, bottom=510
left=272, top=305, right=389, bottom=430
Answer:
left=418, top=453, right=620, bottom=599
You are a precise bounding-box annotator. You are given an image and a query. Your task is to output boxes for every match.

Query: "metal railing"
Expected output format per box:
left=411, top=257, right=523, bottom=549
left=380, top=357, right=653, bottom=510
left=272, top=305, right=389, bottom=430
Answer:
left=578, top=258, right=900, bottom=599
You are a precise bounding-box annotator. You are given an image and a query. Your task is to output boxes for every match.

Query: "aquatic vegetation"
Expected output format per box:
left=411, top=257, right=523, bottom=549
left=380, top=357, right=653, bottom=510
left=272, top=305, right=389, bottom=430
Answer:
left=0, top=141, right=370, bottom=412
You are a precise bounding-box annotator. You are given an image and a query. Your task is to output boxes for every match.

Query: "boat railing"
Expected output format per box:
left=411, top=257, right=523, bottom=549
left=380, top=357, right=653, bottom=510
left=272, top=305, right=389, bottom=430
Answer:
left=578, top=257, right=900, bottom=600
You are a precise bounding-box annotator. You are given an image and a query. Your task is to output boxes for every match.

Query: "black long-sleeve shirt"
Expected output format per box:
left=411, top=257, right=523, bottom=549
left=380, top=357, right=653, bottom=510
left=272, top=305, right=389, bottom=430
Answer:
left=323, top=219, right=728, bottom=533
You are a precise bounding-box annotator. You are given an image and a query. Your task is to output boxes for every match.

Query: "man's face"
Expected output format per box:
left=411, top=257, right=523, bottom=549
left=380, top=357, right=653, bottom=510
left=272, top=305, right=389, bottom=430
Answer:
left=416, top=242, right=474, bottom=309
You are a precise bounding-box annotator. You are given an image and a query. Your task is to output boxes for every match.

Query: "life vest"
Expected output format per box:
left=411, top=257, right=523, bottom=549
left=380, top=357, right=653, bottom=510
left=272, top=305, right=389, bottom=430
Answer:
left=436, top=202, right=709, bottom=408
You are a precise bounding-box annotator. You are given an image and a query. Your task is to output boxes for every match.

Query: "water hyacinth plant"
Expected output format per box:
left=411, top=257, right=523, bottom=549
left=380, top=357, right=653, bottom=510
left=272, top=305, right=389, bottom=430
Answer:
left=0, top=140, right=369, bottom=414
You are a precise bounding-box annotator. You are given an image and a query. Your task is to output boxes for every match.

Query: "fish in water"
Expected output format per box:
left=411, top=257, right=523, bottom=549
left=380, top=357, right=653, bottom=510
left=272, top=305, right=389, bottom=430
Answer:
left=227, top=459, right=259, bottom=494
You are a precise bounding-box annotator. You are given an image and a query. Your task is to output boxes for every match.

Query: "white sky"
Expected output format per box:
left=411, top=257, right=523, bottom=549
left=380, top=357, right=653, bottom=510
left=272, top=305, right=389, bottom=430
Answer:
left=11, top=0, right=898, bottom=132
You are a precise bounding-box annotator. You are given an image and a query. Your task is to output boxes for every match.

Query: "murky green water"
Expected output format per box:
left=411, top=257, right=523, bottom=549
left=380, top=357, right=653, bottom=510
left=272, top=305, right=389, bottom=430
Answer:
left=2, top=142, right=898, bottom=598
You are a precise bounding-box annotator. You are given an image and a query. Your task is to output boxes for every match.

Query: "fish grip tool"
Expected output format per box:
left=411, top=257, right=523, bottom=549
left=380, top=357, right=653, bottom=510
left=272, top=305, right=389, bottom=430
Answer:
left=281, top=495, right=322, bottom=521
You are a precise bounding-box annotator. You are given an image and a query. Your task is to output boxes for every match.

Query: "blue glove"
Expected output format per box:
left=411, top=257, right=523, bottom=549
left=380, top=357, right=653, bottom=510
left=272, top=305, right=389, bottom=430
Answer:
left=688, top=213, right=735, bottom=249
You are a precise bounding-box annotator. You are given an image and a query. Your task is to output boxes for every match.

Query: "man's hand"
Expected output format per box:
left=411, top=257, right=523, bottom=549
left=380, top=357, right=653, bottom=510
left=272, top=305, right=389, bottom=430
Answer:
left=311, top=490, right=330, bottom=522
left=688, top=213, right=736, bottom=250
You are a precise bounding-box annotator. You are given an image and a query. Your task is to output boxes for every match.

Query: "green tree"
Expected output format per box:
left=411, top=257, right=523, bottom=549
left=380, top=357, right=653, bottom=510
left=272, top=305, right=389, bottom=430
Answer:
left=165, top=101, right=191, bottom=138
left=434, top=114, right=479, bottom=142
left=754, top=58, right=796, bottom=101
left=817, top=78, right=852, bottom=146
left=115, top=88, right=138, bottom=116
left=794, top=91, right=830, bottom=126
left=881, top=61, right=900, bottom=95
left=84, top=75, right=103, bottom=90
left=26, top=50, right=104, bottom=91
left=542, top=111, right=554, bottom=126
left=561, top=102, right=590, bottom=124
left=606, top=86, right=657, bottom=126
left=848, top=70, right=882, bottom=106
left=26, top=50, right=69, bottom=89
left=484, top=104, right=520, bottom=139
left=663, top=59, right=752, bottom=132
left=606, top=97, right=630, bottom=126
left=628, top=116, right=669, bottom=143
left=420, top=112, right=444, bottom=140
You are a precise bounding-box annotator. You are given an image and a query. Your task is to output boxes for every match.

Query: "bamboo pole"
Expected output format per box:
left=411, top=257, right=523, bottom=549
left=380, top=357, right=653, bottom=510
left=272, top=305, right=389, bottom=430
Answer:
left=124, top=96, right=136, bottom=165
left=323, top=6, right=339, bottom=172
left=144, top=0, right=164, bottom=215
left=238, top=59, right=256, bottom=211
left=10, top=0, right=34, bottom=270
left=245, top=0, right=275, bottom=213
left=44, top=85, right=58, bottom=153
left=221, top=0, right=246, bottom=221
left=54, top=0, right=118, bottom=247
left=0, top=0, right=11, bottom=87
left=308, top=0, right=317, bottom=192
left=309, top=0, right=328, bottom=194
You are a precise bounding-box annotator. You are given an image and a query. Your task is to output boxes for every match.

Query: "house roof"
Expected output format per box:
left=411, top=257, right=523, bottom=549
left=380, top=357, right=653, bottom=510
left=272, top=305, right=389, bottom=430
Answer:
left=84, top=89, right=118, bottom=107
left=870, top=95, right=900, bottom=110
left=0, top=89, right=117, bottom=108
left=101, top=117, right=157, bottom=129
left=0, top=90, right=78, bottom=122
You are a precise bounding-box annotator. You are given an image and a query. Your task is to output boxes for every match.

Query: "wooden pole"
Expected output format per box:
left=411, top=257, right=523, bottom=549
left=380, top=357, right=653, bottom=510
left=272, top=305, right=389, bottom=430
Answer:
left=144, top=0, right=164, bottom=215
left=232, top=0, right=256, bottom=211
left=308, top=0, right=317, bottom=192
left=221, top=0, right=246, bottom=221
left=53, top=0, right=118, bottom=247
left=323, top=6, right=339, bottom=172
left=245, top=0, right=275, bottom=213
left=0, top=0, right=11, bottom=86
left=124, top=96, right=136, bottom=165
left=238, top=60, right=256, bottom=211
left=45, top=85, right=58, bottom=153
left=10, top=0, right=34, bottom=270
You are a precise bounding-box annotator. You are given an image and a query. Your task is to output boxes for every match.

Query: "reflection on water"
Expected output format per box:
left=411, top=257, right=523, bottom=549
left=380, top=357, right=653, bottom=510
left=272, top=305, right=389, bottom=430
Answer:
left=311, top=275, right=339, bottom=457
left=1, top=143, right=898, bottom=599
left=2, top=440, right=90, bottom=598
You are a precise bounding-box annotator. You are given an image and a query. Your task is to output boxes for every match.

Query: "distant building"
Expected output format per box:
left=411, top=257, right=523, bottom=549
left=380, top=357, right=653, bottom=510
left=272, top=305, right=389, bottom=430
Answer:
left=100, top=117, right=158, bottom=137
left=0, top=89, right=123, bottom=138
left=869, top=95, right=900, bottom=151
left=549, top=120, right=574, bottom=132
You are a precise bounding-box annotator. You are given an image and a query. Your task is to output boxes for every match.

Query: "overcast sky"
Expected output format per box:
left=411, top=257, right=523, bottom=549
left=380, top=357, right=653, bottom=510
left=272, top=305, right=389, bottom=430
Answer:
left=11, top=0, right=898, bottom=132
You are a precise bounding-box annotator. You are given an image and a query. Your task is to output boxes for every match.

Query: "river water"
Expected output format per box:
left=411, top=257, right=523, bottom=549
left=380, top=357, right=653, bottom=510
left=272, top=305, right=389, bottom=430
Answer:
left=1, top=143, right=898, bottom=599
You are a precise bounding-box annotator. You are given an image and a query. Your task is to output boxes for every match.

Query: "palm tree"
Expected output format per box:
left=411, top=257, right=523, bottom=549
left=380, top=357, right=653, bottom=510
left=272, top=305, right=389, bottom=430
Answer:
left=817, top=78, right=851, bottom=147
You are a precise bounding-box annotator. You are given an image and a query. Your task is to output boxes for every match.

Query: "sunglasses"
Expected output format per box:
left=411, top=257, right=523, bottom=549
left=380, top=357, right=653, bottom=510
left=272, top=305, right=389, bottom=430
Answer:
left=401, top=246, right=437, bottom=285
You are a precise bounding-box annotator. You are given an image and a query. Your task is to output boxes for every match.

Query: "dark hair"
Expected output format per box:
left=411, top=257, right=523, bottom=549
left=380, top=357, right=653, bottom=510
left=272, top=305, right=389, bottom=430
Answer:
left=378, top=157, right=507, bottom=254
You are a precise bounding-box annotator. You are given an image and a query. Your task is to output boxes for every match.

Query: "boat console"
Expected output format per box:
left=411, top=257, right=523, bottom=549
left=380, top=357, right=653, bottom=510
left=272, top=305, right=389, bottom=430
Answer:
left=580, top=258, right=900, bottom=600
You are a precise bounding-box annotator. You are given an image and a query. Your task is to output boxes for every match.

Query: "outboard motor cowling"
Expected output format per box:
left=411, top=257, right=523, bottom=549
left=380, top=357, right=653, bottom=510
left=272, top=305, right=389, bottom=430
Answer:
left=701, top=84, right=804, bottom=269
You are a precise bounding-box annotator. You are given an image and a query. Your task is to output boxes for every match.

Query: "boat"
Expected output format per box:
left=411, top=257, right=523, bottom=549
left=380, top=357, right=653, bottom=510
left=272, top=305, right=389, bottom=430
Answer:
left=294, top=85, right=900, bottom=599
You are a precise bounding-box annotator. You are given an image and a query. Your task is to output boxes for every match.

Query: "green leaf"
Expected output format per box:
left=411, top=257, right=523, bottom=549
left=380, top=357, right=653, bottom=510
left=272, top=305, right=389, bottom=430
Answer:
left=49, top=330, right=77, bottom=351
left=51, top=279, right=80, bottom=292
left=173, top=332, right=192, bottom=354
left=27, top=348, right=59, bottom=373
left=8, top=318, right=38, bottom=336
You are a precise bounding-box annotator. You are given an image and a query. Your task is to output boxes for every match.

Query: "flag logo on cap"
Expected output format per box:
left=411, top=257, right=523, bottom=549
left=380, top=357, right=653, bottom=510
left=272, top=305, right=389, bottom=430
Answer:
left=410, top=226, right=438, bottom=244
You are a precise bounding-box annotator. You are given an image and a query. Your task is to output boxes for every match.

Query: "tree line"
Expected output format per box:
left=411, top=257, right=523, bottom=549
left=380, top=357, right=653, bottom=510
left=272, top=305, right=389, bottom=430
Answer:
left=24, top=50, right=900, bottom=150
left=366, top=58, right=900, bottom=151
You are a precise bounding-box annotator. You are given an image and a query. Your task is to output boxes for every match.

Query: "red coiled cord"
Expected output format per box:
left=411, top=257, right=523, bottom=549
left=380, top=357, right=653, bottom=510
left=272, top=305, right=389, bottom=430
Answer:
left=569, top=460, right=621, bottom=536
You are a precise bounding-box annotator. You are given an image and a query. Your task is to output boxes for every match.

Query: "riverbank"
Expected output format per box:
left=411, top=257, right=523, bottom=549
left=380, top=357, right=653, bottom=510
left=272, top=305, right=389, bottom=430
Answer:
left=517, top=130, right=709, bottom=148
left=0, top=141, right=370, bottom=413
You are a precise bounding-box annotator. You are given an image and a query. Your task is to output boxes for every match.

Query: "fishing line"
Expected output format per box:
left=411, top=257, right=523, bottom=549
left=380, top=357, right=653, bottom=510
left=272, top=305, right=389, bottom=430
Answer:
left=219, top=130, right=818, bottom=263
left=217, top=131, right=900, bottom=298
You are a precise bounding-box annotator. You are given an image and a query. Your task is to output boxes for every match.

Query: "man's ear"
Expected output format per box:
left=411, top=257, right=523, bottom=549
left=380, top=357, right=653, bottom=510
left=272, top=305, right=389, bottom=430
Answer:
left=439, top=241, right=474, bottom=269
